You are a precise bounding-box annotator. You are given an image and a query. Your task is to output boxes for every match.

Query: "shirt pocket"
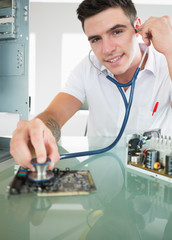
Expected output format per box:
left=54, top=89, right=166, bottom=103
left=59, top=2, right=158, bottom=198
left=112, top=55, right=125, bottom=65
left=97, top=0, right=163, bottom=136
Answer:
left=136, top=107, right=154, bottom=131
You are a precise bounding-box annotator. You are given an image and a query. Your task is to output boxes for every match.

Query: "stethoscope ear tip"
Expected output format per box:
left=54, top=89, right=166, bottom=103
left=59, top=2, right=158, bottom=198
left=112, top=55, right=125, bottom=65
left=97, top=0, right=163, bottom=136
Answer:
left=135, top=28, right=143, bottom=33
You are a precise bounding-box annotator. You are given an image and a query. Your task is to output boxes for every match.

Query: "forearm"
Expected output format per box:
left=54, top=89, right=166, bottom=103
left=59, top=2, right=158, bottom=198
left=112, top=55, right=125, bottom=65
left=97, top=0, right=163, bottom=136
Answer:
left=34, top=93, right=82, bottom=143
left=36, top=112, right=61, bottom=143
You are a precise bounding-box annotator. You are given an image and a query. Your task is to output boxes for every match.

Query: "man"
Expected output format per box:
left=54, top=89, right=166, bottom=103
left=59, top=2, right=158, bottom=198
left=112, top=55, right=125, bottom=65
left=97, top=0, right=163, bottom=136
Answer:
left=10, top=0, right=172, bottom=171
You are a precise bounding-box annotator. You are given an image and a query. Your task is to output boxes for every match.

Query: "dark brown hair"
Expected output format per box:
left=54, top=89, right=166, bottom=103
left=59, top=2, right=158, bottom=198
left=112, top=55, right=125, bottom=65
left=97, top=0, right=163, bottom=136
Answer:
left=77, top=0, right=137, bottom=30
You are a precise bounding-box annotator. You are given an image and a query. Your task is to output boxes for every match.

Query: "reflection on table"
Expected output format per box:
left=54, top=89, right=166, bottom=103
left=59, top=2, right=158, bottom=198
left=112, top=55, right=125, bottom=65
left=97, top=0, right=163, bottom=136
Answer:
left=0, top=136, right=172, bottom=240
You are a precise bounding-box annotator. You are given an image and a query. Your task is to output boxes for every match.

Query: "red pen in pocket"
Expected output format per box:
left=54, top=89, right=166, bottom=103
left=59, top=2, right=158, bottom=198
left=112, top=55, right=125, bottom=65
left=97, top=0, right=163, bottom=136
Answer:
left=152, top=102, right=159, bottom=116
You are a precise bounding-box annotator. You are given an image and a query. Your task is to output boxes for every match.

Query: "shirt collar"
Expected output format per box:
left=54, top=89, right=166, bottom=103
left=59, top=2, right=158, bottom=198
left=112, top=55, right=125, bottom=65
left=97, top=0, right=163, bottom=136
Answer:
left=143, top=43, right=156, bottom=76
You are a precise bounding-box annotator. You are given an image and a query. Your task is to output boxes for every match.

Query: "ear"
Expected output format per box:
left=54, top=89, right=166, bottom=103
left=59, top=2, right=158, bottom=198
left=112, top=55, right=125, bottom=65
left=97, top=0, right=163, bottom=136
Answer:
left=134, top=17, right=141, bottom=33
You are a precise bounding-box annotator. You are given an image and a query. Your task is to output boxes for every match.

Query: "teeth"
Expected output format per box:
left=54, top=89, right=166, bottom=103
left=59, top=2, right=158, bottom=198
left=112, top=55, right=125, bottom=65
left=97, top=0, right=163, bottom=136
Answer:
left=109, top=56, right=121, bottom=63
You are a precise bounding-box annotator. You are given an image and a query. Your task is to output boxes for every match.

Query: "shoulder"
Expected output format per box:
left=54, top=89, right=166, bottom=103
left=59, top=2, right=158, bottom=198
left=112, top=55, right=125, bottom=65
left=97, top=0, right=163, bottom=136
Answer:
left=150, top=44, right=168, bottom=68
left=143, top=43, right=169, bottom=76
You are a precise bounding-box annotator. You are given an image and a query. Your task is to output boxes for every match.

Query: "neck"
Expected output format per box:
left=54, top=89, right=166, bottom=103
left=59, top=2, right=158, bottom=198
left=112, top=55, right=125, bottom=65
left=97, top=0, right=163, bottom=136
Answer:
left=114, top=46, right=148, bottom=87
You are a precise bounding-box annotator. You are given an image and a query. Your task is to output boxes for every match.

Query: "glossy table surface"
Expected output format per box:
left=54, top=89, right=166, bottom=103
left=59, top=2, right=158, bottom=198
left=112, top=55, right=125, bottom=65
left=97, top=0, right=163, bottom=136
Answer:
left=1, top=136, right=172, bottom=240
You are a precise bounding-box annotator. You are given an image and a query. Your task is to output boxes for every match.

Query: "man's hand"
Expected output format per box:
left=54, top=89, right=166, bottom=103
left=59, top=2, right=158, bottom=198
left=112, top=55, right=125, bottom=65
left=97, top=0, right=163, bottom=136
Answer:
left=10, top=118, right=60, bottom=171
left=139, top=16, right=172, bottom=57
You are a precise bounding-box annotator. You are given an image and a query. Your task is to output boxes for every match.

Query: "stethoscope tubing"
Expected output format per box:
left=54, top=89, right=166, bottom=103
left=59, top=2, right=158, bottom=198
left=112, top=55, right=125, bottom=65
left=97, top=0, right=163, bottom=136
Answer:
left=60, top=48, right=148, bottom=160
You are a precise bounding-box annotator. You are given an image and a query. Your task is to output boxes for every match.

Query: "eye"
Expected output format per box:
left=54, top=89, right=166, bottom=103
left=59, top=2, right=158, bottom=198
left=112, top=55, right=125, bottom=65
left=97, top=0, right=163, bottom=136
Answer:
left=113, top=30, right=123, bottom=35
left=91, top=37, right=100, bottom=43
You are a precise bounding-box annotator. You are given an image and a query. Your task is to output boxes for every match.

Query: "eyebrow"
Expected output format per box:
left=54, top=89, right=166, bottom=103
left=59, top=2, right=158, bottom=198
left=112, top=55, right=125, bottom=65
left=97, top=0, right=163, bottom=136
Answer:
left=88, top=24, right=127, bottom=41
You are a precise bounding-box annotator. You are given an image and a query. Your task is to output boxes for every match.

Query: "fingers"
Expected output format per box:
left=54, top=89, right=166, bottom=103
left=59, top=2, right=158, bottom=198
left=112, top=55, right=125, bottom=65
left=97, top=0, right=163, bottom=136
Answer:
left=41, top=128, right=60, bottom=170
left=30, top=118, right=60, bottom=168
left=10, top=120, right=35, bottom=171
left=138, top=16, right=172, bottom=52
left=10, top=118, right=60, bottom=171
left=138, top=21, right=153, bottom=46
left=29, top=119, right=47, bottom=164
left=140, top=30, right=152, bottom=46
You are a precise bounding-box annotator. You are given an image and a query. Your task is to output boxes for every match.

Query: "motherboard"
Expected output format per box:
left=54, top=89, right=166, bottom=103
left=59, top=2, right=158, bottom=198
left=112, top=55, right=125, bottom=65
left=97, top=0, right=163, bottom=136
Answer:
left=127, top=129, right=172, bottom=182
left=8, top=167, right=96, bottom=197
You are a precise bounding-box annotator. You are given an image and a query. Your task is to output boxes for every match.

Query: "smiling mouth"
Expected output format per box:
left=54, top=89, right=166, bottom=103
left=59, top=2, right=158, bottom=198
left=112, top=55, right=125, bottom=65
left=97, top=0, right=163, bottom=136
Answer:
left=107, top=54, right=124, bottom=63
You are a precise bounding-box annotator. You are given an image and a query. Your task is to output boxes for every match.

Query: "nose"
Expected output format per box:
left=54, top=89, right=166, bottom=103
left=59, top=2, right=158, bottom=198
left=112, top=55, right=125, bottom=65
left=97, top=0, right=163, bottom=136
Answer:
left=102, top=37, right=116, bottom=55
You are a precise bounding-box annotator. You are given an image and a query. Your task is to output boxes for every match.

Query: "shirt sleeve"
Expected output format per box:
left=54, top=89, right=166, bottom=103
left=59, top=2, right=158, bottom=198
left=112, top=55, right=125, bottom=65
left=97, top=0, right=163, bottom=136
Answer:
left=61, top=57, right=87, bottom=104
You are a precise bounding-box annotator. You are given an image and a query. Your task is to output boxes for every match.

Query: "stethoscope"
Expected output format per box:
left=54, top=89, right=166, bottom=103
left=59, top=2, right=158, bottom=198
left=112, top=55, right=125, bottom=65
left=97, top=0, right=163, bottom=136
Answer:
left=60, top=47, right=148, bottom=160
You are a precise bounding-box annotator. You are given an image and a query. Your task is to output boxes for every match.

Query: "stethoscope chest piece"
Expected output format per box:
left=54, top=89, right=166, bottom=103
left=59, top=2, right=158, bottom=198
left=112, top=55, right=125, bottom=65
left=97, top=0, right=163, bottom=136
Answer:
left=28, top=158, right=54, bottom=182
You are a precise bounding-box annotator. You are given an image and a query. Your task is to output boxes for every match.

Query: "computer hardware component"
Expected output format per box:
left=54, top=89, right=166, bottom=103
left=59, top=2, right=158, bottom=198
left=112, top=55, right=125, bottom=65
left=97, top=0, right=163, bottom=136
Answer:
left=127, top=129, right=172, bottom=182
left=8, top=167, right=96, bottom=197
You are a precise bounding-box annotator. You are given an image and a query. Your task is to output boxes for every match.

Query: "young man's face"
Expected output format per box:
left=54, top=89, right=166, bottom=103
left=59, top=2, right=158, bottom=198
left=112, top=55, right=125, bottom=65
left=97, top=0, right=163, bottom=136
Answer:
left=84, top=7, right=140, bottom=79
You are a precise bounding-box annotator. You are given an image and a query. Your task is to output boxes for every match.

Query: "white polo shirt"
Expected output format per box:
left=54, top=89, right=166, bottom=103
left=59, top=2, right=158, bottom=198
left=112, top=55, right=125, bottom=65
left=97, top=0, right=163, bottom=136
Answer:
left=62, top=44, right=172, bottom=136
